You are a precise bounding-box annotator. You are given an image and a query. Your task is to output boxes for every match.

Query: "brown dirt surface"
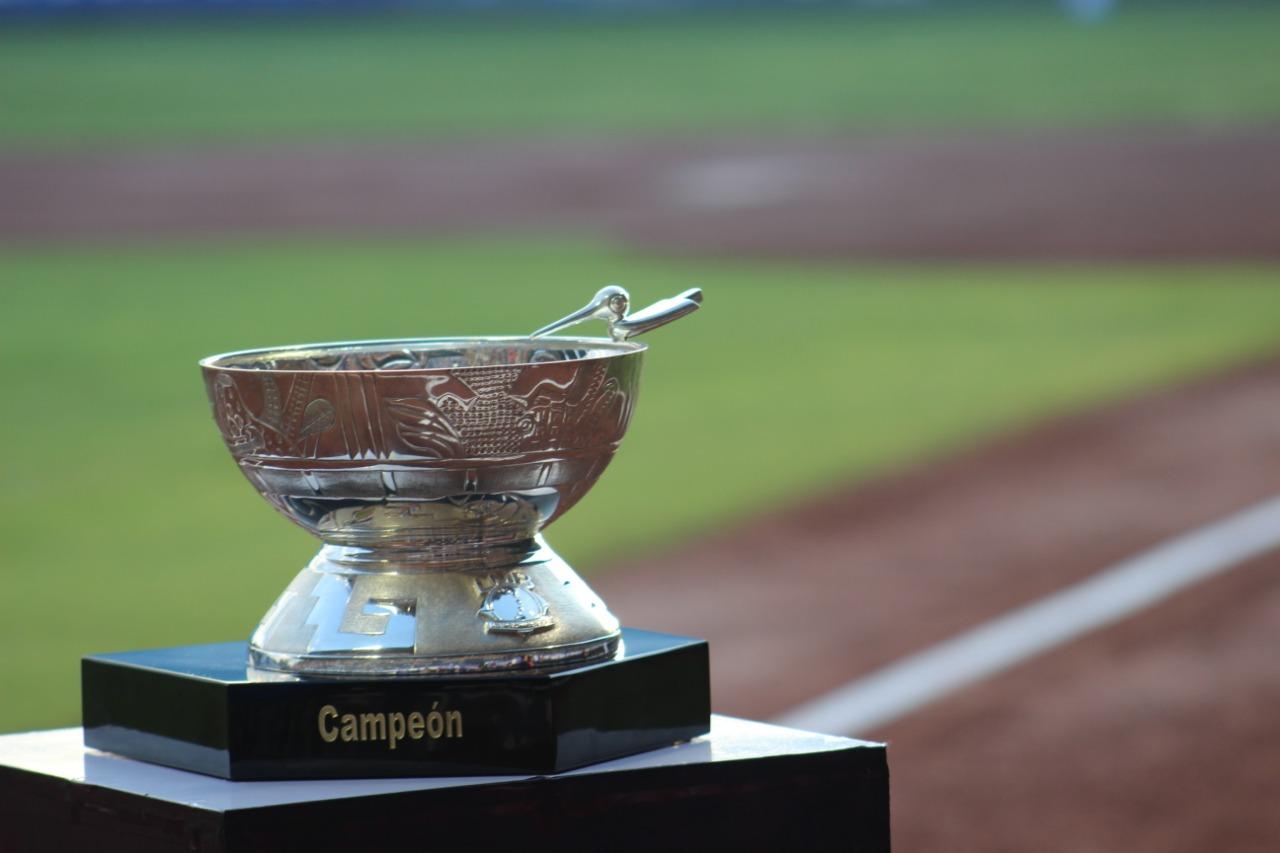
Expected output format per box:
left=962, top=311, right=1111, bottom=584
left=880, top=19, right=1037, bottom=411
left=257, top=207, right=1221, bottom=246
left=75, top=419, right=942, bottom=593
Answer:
left=4, top=128, right=1280, bottom=259
left=592, top=354, right=1280, bottom=850
left=595, top=355, right=1280, bottom=719
left=882, top=550, right=1280, bottom=853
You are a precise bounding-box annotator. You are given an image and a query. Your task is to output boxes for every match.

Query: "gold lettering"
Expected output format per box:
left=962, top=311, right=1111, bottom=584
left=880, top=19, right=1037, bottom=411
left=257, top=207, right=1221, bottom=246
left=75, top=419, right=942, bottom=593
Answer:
left=360, top=712, right=387, bottom=742
left=426, top=703, right=444, bottom=739
left=340, top=713, right=358, bottom=742
left=388, top=712, right=406, bottom=750
left=319, top=705, right=463, bottom=748
left=318, top=705, right=339, bottom=743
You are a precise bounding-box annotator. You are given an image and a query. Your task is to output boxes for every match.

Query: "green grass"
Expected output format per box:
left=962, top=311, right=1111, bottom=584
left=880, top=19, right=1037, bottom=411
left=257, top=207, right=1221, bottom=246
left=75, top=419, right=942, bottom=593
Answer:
left=1, top=238, right=1279, bottom=731
left=2, top=3, right=1279, bottom=145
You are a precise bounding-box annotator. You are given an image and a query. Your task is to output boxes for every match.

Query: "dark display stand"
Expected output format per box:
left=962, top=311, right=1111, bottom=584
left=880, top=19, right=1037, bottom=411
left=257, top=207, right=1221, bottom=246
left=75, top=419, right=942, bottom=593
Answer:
left=82, top=628, right=709, bottom=779
left=0, top=717, right=889, bottom=853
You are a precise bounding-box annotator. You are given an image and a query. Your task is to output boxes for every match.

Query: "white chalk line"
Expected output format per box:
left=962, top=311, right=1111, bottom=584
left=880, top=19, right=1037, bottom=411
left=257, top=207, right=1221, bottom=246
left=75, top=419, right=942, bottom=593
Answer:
left=773, top=495, right=1280, bottom=737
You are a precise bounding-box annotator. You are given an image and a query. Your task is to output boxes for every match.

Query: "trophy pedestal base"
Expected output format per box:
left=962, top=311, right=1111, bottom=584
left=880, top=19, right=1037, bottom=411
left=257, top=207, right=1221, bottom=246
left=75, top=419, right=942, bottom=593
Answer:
left=82, top=628, right=708, bottom=780
left=0, top=718, right=890, bottom=853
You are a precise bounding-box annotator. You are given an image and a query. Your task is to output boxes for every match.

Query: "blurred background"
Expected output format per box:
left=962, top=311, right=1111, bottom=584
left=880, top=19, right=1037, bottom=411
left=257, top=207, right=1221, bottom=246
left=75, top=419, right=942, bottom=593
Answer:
left=2, top=0, right=1279, bottom=849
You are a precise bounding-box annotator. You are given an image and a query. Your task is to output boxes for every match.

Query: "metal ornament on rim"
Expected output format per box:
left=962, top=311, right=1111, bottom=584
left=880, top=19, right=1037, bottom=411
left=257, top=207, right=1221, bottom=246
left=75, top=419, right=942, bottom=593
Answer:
left=201, top=286, right=702, bottom=677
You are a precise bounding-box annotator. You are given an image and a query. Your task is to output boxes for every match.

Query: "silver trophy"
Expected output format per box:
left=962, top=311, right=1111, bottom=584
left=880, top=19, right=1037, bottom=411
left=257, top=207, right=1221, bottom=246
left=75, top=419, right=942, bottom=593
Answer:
left=201, top=287, right=702, bottom=676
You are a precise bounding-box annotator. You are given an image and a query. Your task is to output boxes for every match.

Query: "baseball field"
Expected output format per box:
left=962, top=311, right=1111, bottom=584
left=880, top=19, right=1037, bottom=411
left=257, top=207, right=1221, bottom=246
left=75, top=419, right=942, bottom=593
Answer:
left=2, top=3, right=1279, bottom=849
left=3, top=5, right=1278, bottom=142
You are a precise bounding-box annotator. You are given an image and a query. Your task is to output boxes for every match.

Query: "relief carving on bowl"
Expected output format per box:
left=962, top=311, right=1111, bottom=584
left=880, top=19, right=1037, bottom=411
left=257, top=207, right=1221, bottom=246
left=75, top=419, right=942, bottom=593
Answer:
left=208, top=360, right=632, bottom=463
left=387, top=363, right=629, bottom=460
left=211, top=373, right=336, bottom=457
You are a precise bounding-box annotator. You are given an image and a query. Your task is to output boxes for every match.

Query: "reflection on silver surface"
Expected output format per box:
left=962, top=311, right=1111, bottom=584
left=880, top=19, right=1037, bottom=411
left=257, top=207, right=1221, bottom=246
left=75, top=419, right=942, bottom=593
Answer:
left=247, top=538, right=619, bottom=676
left=201, top=337, right=647, bottom=676
left=532, top=286, right=703, bottom=341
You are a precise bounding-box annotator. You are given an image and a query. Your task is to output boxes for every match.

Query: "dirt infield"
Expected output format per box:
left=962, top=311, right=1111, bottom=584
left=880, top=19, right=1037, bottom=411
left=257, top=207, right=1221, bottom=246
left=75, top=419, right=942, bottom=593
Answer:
left=6, top=128, right=1279, bottom=849
left=4, top=128, right=1280, bottom=259
left=593, top=354, right=1280, bottom=851
left=884, top=550, right=1280, bottom=853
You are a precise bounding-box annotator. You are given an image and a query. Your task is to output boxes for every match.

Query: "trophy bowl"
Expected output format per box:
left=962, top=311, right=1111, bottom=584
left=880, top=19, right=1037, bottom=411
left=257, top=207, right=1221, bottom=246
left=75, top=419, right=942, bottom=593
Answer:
left=201, top=336, right=645, bottom=676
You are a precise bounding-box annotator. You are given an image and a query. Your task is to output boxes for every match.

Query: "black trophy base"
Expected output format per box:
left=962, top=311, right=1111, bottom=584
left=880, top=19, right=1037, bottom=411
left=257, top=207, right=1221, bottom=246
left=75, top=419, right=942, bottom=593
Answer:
left=82, top=628, right=709, bottom=780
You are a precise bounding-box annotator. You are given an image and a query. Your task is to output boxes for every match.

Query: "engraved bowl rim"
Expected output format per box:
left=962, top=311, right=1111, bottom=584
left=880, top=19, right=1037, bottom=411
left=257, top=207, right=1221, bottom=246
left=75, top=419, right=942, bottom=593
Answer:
left=199, top=335, right=646, bottom=375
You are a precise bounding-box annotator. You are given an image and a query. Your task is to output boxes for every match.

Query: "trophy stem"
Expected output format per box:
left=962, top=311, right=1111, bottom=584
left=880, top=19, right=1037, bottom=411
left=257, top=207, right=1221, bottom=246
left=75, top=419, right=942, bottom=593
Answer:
left=248, top=536, right=621, bottom=677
